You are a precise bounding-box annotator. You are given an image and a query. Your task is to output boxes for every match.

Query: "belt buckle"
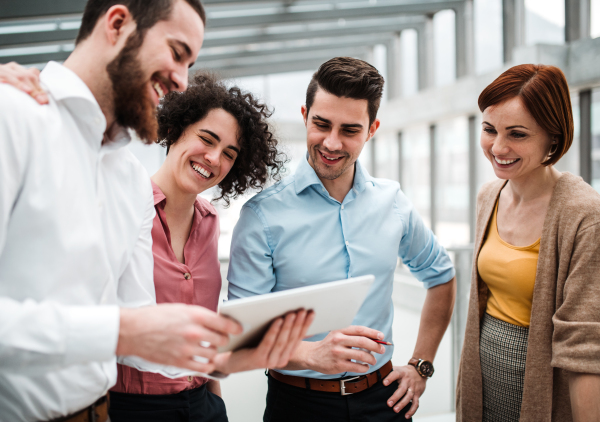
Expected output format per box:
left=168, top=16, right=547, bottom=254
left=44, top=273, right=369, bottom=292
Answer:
left=340, top=376, right=361, bottom=396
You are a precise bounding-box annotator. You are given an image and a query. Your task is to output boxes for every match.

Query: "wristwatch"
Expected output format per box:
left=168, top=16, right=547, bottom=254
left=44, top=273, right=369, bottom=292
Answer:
left=408, top=358, right=435, bottom=378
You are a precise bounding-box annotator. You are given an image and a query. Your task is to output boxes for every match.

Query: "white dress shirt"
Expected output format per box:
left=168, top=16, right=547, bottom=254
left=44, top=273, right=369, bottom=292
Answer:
left=0, top=62, right=156, bottom=422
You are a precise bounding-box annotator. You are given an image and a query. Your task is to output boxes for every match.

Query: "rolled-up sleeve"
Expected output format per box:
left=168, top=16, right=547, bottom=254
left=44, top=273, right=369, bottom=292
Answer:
left=227, top=203, right=277, bottom=300
left=552, top=222, right=600, bottom=374
left=395, top=190, right=455, bottom=289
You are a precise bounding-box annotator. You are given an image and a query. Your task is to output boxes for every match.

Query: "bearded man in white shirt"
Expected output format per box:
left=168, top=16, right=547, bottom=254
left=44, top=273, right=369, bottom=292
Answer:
left=0, top=1, right=246, bottom=421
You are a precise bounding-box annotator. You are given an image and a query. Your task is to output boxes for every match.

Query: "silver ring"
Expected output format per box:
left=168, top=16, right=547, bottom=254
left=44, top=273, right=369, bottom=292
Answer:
left=407, top=388, right=412, bottom=392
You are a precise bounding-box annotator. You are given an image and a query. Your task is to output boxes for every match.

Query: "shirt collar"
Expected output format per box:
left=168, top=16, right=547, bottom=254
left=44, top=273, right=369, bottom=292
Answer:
left=151, top=180, right=217, bottom=217
left=294, top=152, right=375, bottom=195
left=40, top=61, right=131, bottom=150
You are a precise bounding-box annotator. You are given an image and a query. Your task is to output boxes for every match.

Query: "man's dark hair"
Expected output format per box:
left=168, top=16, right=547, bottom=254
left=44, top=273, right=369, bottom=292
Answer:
left=76, top=0, right=206, bottom=44
left=157, top=72, right=287, bottom=206
left=305, top=57, right=385, bottom=125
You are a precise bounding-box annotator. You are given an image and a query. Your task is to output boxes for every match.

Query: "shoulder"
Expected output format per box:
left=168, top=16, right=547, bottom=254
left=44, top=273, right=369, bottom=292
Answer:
left=195, top=195, right=218, bottom=218
left=0, top=84, right=51, bottom=127
left=243, top=176, right=296, bottom=210
left=553, top=173, right=600, bottom=229
left=477, top=179, right=505, bottom=204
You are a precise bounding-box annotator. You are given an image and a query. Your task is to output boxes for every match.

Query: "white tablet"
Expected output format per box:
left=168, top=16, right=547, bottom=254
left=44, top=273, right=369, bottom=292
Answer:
left=217, top=275, right=375, bottom=353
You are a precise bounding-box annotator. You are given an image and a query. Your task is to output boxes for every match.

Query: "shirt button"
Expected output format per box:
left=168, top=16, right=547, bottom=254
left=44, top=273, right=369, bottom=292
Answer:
left=184, top=273, right=191, bottom=280
left=341, top=205, right=344, bottom=210
left=187, top=376, right=193, bottom=382
left=345, top=241, right=349, bottom=246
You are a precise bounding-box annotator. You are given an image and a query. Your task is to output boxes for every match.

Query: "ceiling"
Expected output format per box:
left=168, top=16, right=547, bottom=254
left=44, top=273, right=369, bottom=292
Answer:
left=0, top=0, right=467, bottom=79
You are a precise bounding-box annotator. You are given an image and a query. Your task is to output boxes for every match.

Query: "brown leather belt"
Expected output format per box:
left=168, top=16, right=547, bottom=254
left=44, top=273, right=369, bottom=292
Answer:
left=269, top=361, right=393, bottom=395
left=49, top=394, right=109, bottom=422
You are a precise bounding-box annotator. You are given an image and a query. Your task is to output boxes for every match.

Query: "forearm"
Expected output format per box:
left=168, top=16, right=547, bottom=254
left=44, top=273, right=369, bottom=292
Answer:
left=282, top=340, right=314, bottom=371
left=569, top=372, right=600, bottom=422
left=411, top=277, right=456, bottom=361
left=206, top=380, right=222, bottom=398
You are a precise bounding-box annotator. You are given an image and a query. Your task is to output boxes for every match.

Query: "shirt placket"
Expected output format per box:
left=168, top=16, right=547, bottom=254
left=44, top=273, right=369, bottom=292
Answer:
left=340, top=189, right=357, bottom=279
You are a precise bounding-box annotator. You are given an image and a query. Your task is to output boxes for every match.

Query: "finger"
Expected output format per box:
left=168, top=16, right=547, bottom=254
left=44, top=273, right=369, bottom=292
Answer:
left=186, top=325, right=231, bottom=348
left=405, top=395, right=420, bottom=419
left=276, top=310, right=308, bottom=365
left=0, top=75, right=33, bottom=93
left=255, top=317, right=283, bottom=356
left=340, top=325, right=384, bottom=341
left=193, top=306, right=243, bottom=335
left=393, top=387, right=414, bottom=414
left=31, top=89, right=49, bottom=105
left=302, top=310, right=316, bottom=339
left=387, top=379, right=409, bottom=408
left=340, top=348, right=378, bottom=366
left=178, top=359, right=216, bottom=375
left=339, top=336, right=385, bottom=355
left=265, top=313, right=296, bottom=368
left=382, top=368, right=400, bottom=386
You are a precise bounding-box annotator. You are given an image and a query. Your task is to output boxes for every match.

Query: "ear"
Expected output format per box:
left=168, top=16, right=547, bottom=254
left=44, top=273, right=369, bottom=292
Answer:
left=103, top=5, right=135, bottom=46
left=367, top=118, right=381, bottom=141
left=301, top=105, right=308, bottom=126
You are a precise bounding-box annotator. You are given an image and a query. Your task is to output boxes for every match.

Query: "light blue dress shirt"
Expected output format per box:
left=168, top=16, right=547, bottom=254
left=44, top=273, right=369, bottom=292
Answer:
left=228, top=155, right=455, bottom=379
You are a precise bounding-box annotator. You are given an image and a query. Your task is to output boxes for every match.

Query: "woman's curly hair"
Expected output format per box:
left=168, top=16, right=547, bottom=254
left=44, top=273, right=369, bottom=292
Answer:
left=157, top=72, right=287, bottom=206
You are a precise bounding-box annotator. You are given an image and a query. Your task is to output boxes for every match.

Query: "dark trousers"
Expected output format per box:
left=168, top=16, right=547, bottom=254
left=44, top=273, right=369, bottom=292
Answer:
left=109, top=384, right=228, bottom=422
left=264, top=373, right=412, bottom=422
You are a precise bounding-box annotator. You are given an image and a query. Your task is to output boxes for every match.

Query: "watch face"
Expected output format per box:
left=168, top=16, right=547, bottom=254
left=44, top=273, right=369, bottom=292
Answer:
left=418, top=360, right=434, bottom=378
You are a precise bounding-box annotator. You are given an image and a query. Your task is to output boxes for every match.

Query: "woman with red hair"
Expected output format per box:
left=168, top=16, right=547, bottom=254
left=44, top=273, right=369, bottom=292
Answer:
left=456, top=64, right=600, bottom=421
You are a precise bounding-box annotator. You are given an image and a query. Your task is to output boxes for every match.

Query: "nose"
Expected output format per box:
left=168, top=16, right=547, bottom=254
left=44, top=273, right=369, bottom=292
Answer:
left=490, top=133, right=510, bottom=156
left=204, top=148, right=220, bottom=165
left=322, top=131, right=343, bottom=152
left=170, top=66, right=188, bottom=92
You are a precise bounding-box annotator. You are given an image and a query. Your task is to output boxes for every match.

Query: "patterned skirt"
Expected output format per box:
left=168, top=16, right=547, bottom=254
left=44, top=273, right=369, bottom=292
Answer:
left=480, top=312, right=529, bottom=422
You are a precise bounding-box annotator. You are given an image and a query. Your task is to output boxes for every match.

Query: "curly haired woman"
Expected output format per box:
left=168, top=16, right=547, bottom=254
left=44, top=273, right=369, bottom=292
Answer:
left=456, top=64, right=600, bottom=422
left=105, top=72, right=313, bottom=422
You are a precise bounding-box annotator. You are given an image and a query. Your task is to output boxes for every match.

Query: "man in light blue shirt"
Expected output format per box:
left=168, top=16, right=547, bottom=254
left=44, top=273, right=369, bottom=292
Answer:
left=228, top=57, right=456, bottom=422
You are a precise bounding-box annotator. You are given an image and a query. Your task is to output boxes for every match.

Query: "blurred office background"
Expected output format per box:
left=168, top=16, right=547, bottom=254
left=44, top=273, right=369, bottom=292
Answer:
left=2, top=0, right=600, bottom=420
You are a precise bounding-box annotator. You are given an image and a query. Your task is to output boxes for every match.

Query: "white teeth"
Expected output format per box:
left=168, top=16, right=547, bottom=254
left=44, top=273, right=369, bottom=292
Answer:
left=321, top=152, right=339, bottom=161
left=153, top=82, right=165, bottom=98
left=192, top=163, right=211, bottom=178
left=495, top=156, right=518, bottom=165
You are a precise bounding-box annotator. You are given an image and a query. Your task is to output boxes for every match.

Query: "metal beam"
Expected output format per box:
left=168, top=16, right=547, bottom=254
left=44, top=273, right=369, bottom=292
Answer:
left=565, top=0, right=591, bottom=42
left=0, top=50, right=70, bottom=65
left=455, top=0, right=474, bottom=78
left=386, top=33, right=403, bottom=100
left=207, top=52, right=369, bottom=78
left=203, top=18, right=424, bottom=48
left=196, top=44, right=370, bottom=69
left=0, top=0, right=86, bottom=20
left=198, top=35, right=391, bottom=63
left=580, top=89, right=592, bottom=184
left=205, top=1, right=464, bottom=29
left=502, top=0, right=525, bottom=63
left=417, top=17, right=434, bottom=90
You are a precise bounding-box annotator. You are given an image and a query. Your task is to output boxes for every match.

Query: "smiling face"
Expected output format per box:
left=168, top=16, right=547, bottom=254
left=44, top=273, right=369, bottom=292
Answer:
left=302, top=88, right=379, bottom=181
left=481, top=96, right=557, bottom=182
left=106, top=0, right=204, bottom=142
left=166, top=108, right=241, bottom=196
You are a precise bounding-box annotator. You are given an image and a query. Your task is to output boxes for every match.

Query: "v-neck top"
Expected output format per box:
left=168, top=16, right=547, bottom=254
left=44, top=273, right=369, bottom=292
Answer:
left=478, top=201, right=540, bottom=327
left=112, top=181, right=222, bottom=395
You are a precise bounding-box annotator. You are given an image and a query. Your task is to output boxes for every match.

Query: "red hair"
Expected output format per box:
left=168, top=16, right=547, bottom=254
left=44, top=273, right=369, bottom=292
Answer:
left=478, top=64, right=574, bottom=166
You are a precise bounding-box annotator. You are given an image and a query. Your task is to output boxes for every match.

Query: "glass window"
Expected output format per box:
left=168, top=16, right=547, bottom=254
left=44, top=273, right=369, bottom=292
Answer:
left=402, top=125, right=431, bottom=229
left=435, top=117, right=470, bottom=247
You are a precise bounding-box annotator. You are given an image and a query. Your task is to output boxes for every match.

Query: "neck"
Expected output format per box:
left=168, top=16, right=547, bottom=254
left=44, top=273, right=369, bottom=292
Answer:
left=63, top=47, right=116, bottom=132
left=319, top=165, right=355, bottom=203
left=505, top=165, right=561, bottom=203
left=151, top=166, right=199, bottom=218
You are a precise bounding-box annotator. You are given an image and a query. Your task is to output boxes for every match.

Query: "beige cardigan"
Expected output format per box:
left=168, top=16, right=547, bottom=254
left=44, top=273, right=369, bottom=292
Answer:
left=456, top=173, right=600, bottom=421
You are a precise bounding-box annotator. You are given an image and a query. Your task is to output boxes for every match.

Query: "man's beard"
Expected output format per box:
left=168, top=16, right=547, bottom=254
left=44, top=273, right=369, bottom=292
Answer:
left=106, top=31, right=158, bottom=144
left=309, top=147, right=352, bottom=180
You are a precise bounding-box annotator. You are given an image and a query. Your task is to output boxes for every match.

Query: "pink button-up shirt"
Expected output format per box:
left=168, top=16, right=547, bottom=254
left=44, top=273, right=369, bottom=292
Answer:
left=112, top=181, right=222, bottom=395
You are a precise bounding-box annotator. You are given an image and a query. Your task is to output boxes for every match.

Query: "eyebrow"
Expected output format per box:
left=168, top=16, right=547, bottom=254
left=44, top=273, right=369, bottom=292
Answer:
left=199, top=129, right=240, bottom=154
left=313, top=115, right=363, bottom=129
left=482, top=121, right=529, bottom=130
left=170, top=39, right=195, bottom=68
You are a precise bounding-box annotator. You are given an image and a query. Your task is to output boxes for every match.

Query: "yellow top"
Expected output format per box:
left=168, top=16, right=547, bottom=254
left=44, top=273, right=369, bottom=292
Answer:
left=477, top=201, right=540, bottom=327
